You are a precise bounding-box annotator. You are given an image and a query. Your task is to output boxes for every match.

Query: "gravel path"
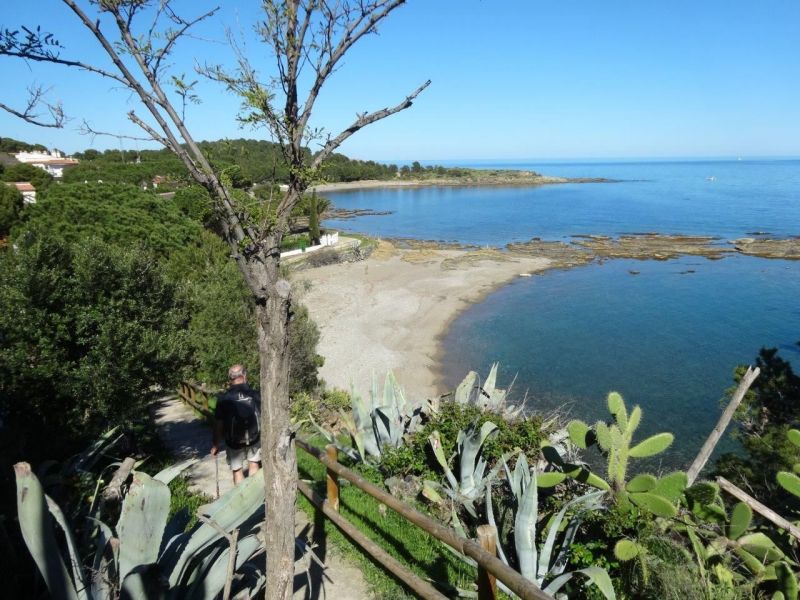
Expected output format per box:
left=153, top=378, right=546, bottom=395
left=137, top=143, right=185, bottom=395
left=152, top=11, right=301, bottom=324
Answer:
left=152, top=395, right=372, bottom=600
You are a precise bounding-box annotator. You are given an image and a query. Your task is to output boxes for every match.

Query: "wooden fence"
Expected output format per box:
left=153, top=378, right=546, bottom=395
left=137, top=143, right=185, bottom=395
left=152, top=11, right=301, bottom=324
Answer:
left=177, top=381, right=551, bottom=599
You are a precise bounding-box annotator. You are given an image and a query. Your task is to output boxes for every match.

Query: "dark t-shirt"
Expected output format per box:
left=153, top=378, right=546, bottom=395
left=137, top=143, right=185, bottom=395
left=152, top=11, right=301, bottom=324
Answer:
left=215, top=383, right=261, bottom=449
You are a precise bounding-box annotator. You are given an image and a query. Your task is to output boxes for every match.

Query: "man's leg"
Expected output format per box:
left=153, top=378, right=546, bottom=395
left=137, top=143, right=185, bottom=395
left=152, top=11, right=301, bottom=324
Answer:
left=246, top=444, right=261, bottom=478
left=247, top=460, right=260, bottom=477
left=232, top=468, right=245, bottom=485
left=227, top=447, right=245, bottom=485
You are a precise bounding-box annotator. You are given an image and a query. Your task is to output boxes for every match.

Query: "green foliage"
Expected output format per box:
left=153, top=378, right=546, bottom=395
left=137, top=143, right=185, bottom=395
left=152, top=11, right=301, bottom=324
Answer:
left=0, top=183, right=23, bottom=237
left=172, top=184, right=215, bottom=225
left=288, top=303, right=324, bottom=395
left=0, top=233, right=189, bottom=456
left=20, top=183, right=204, bottom=257
left=64, top=147, right=187, bottom=186
left=1, top=162, right=54, bottom=191
left=0, top=137, right=47, bottom=153
left=308, top=191, right=321, bottom=244
left=716, top=347, right=800, bottom=510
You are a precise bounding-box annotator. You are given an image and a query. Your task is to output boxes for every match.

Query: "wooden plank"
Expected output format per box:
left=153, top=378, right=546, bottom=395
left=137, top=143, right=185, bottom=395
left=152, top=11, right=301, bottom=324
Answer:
left=477, top=525, right=498, bottom=600
left=717, top=476, right=800, bottom=542
left=325, top=445, right=340, bottom=512
left=296, top=438, right=552, bottom=600
left=687, top=366, right=760, bottom=485
left=297, top=480, right=448, bottom=600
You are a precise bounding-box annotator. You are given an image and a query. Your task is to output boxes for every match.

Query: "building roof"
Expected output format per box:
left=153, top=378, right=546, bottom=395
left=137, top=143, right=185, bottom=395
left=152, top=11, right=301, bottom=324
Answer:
left=6, top=182, right=36, bottom=192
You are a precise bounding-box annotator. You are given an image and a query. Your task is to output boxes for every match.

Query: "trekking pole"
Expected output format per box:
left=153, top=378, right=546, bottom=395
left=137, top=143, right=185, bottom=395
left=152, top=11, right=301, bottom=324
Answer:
left=214, top=453, right=220, bottom=499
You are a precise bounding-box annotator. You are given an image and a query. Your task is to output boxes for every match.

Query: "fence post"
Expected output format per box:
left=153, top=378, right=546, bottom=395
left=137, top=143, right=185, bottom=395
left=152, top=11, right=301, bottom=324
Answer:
left=477, top=525, right=498, bottom=600
left=326, top=444, right=340, bottom=512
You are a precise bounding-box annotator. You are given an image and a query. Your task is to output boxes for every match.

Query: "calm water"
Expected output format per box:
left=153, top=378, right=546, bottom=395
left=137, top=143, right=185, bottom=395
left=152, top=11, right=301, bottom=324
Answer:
left=325, top=160, right=800, bottom=464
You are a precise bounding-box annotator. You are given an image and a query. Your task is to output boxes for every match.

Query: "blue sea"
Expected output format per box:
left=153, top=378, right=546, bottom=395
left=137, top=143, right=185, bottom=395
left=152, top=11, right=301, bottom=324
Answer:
left=324, top=160, right=800, bottom=465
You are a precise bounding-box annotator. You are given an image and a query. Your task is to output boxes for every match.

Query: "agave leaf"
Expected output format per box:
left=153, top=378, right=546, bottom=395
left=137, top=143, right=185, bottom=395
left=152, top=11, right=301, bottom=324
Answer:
left=429, top=431, right=458, bottom=490
left=485, top=484, right=512, bottom=567
left=199, top=533, right=264, bottom=600
left=165, top=473, right=264, bottom=586
left=483, top=363, right=499, bottom=399
left=540, top=490, right=605, bottom=580
left=458, top=421, right=498, bottom=495
left=89, top=517, right=117, bottom=598
left=153, top=458, right=198, bottom=485
left=14, top=463, right=80, bottom=600
left=515, top=470, right=539, bottom=582
left=421, top=481, right=444, bottom=504
left=544, top=566, right=616, bottom=600
left=45, top=495, right=89, bottom=600
left=455, top=371, right=478, bottom=404
left=629, top=433, right=673, bottom=458
left=117, top=472, right=171, bottom=581
left=119, top=566, right=164, bottom=600
left=67, top=426, right=122, bottom=474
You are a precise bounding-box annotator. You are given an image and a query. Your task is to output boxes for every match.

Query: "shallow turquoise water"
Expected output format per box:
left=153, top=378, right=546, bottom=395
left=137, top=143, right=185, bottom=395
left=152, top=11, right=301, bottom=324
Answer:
left=324, top=160, right=800, bottom=464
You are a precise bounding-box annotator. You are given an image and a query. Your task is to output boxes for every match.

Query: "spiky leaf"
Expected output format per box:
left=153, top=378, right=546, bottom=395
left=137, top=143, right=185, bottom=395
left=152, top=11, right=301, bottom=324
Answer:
left=738, top=532, right=786, bottom=562
left=567, top=420, right=591, bottom=449
left=455, top=371, right=478, bottom=404
left=734, top=547, right=766, bottom=575
left=117, top=472, right=171, bottom=581
left=776, top=561, right=799, bottom=600
left=595, top=422, right=613, bottom=451
left=626, top=474, right=657, bottom=493
left=652, top=471, right=688, bottom=502
left=629, top=492, right=678, bottom=517
left=515, top=471, right=539, bottom=581
left=607, top=392, right=627, bottom=430
left=537, top=472, right=567, bottom=488
left=614, top=539, right=641, bottom=561
left=627, top=405, right=642, bottom=435
left=14, top=463, right=80, bottom=600
left=788, top=429, right=800, bottom=449
left=565, top=465, right=611, bottom=491
left=728, top=502, right=752, bottom=540
left=629, top=433, right=674, bottom=458
left=778, top=471, right=800, bottom=499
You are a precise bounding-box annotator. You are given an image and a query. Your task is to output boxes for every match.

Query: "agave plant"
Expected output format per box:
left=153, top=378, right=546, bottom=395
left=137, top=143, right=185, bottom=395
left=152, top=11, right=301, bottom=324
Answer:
left=484, top=456, right=615, bottom=599
left=15, top=457, right=269, bottom=599
left=564, top=391, right=687, bottom=517
left=315, top=371, right=429, bottom=462
left=453, top=363, right=524, bottom=419
left=423, top=419, right=514, bottom=518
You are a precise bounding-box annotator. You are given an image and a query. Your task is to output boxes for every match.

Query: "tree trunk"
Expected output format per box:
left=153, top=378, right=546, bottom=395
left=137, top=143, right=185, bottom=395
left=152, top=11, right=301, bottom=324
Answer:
left=254, top=254, right=296, bottom=600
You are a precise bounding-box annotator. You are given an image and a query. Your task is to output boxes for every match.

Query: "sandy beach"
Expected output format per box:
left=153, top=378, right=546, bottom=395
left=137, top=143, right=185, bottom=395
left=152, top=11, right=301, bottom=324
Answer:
left=296, top=243, right=550, bottom=401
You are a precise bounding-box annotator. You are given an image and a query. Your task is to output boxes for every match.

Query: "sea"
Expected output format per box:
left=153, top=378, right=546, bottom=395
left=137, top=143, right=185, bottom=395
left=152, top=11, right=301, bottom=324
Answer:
left=323, top=160, right=800, bottom=465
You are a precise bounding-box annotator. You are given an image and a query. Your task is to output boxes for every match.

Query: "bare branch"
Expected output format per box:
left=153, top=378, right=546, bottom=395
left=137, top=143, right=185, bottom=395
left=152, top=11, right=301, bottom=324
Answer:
left=0, top=84, right=65, bottom=128
left=310, top=78, right=430, bottom=170
left=79, top=117, right=158, bottom=143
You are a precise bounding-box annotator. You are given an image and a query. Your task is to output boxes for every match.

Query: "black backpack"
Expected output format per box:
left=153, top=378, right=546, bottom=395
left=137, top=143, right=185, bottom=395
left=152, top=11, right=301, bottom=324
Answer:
left=223, top=388, right=260, bottom=449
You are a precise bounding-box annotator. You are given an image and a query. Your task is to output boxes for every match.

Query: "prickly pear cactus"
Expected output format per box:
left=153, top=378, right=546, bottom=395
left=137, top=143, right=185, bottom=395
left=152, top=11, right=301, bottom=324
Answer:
left=564, top=392, right=681, bottom=515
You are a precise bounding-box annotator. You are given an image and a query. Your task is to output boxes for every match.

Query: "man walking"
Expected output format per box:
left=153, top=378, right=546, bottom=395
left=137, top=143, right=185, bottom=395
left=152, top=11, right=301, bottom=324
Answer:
left=211, top=364, right=261, bottom=485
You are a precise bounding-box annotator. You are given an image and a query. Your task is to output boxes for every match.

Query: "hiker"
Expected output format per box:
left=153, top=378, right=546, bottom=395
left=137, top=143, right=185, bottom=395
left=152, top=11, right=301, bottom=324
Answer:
left=210, top=364, right=261, bottom=485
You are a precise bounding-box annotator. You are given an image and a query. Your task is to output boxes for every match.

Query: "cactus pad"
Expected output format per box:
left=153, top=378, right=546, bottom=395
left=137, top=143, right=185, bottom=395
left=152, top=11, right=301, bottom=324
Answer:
left=728, top=502, right=752, bottom=540
left=629, top=433, right=674, bottom=458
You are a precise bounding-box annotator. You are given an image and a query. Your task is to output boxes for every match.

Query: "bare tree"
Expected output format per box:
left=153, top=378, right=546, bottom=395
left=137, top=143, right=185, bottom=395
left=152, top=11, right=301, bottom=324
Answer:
left=0, top=1, right=428, bottom=598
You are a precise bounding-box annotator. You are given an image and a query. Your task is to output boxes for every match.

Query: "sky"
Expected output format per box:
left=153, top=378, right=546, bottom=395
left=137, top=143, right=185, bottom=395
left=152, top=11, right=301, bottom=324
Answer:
left=1, top=1, right=799, bottom=161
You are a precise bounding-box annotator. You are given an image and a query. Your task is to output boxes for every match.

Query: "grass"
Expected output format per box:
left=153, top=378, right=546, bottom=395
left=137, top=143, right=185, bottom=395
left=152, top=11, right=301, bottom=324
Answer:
left=296, top=435, right=477, bottom=599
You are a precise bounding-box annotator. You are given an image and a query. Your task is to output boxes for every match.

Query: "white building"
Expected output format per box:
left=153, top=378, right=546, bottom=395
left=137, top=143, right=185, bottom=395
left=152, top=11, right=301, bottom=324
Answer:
left=6, top=182, right=36, bottom=204
left=14, top=150, right=79, bottom=178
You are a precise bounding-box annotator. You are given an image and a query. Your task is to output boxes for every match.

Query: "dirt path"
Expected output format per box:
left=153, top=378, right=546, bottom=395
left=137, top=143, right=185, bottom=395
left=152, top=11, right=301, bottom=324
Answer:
left=152, top=395, right=372, bottom=600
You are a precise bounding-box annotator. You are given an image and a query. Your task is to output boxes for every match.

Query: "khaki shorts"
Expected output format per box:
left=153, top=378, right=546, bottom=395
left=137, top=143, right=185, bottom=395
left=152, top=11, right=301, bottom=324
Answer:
left=226, top=443, right=261, bottom=471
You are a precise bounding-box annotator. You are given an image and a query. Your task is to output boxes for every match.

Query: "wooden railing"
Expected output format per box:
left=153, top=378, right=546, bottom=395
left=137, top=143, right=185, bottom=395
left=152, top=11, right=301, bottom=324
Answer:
left=178, top=381, right=215, bottom=418
left=176, top=381, right=551, bottom=599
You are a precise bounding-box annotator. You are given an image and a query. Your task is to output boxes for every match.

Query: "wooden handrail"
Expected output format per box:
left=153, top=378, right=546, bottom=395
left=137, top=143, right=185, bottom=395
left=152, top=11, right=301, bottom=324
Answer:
left=295, top=438, right=553, bottom=600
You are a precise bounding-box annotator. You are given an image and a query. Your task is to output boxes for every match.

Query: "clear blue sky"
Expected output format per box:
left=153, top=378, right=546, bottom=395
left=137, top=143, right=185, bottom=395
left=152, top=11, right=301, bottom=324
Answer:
left=2, top=1, right=799, bottom=160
